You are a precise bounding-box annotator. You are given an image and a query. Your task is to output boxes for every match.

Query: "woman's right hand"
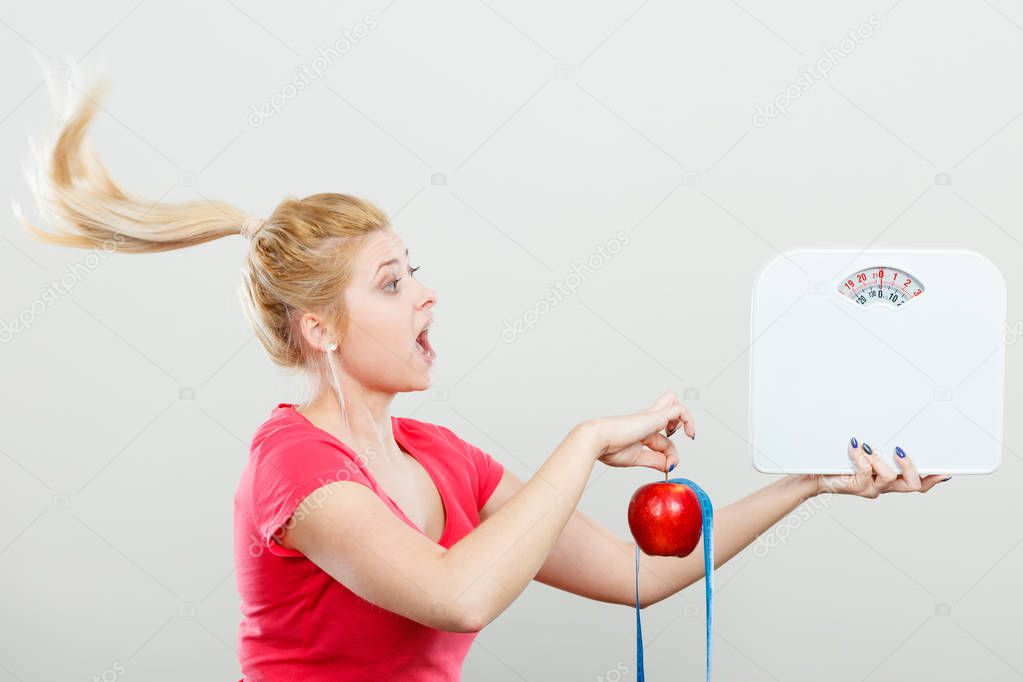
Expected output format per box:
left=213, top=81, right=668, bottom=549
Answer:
left=580, top=391, right=695, bottom=473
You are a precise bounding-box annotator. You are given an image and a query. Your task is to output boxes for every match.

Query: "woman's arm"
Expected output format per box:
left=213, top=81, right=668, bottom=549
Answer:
left=281, top=396, right=688, bottom=632
left=496, top=439, right=949, bottom=608
left=281, top=422, right=602, bottom=633
left=632, top=473, right=817, bottom=607
left=483, top=470, right=817, bottom=608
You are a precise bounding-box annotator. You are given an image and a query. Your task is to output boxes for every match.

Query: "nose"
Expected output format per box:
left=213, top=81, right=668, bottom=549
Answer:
left=417, top=280, right=438, bottom=309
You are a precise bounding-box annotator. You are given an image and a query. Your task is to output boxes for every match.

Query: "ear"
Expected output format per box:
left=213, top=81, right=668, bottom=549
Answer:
left=298, top=310, right=330, bottom=351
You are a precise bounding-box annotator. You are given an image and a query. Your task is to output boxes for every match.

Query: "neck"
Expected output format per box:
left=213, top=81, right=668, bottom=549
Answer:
left=300, top=383, right=401, bottom=463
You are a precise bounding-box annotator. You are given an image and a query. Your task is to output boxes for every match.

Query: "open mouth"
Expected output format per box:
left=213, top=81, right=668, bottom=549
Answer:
left=415, top=324, right=436, bottom=363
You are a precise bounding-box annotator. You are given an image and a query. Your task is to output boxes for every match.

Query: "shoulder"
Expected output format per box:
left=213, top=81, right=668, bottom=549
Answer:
left=248, top=404, right=363, bottom=484
left=242, top=404, right=373, bottom=558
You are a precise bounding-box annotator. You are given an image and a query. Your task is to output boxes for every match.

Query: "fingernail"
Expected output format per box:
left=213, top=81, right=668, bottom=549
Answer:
left=895, top=446, right=906, bottom=459
left=862, top=443, right=873, bottom=455
left=669, top=463, right=677, bottom=472
left=941, top=476, right=952, bottom=482
left=850, top=437, right=858, bottom=448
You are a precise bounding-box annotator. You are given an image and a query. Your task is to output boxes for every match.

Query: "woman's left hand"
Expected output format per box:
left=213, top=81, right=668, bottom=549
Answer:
left=809, top=439, right=952, bottom=498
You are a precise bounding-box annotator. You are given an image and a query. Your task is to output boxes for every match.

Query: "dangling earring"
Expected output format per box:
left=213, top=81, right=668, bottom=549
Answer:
left=323, top=340, right=349, bottom=432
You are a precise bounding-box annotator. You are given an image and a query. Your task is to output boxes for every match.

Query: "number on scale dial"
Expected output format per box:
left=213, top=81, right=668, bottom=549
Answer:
left=838, top=265, right=925, bottom=308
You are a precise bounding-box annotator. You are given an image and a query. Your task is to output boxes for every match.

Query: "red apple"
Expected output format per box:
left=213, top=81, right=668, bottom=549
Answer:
left=628, top=481, right=703, bottom=557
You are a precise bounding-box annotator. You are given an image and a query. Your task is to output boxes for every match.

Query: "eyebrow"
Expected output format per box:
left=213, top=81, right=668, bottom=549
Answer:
left=374, top=248, right=409, bottom=276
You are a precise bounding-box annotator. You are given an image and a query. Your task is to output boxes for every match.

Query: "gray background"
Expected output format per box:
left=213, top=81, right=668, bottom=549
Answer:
left=1, top=1, right=1021, bottom=680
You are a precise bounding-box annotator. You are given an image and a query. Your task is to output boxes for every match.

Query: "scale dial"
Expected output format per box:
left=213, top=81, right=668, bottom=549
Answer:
left=838, top=265, right=925, bottom=308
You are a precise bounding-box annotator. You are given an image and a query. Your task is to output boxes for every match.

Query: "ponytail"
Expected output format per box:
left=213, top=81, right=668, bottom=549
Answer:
left=15, top=76, right=393, bottom=404
left=16, top=80, right=249, bottom=253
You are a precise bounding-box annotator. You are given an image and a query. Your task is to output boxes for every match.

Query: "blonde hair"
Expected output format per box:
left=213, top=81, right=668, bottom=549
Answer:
left=16, top=80, right=391, bottom=405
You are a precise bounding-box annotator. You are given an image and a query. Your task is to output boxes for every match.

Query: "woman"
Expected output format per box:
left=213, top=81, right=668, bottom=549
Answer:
left=20, top=84, right=951, bottom=681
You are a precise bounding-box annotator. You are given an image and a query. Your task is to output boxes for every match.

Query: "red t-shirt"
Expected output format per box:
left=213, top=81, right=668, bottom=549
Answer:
left=233, top=403, right=505, bottom=681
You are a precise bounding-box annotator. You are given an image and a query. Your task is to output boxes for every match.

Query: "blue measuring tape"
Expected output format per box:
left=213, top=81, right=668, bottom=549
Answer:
left=633, top=477, right=714, bottom=682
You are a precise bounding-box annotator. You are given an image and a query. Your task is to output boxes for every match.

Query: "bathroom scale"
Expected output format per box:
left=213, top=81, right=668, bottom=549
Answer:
left=749, top=249, right=1007, bottom=475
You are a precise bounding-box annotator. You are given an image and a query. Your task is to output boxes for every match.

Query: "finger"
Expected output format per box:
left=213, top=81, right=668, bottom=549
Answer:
left=849, top=439, right=873, bottom=478
left=820, top=439, right=864, bottom=494
left=875, top=469, right=950, bottom=494
left=878, top=478, right=914, bottom=493
left=645, top=391, right=695, bottom=440
left=663, top=404, right=696, bottom=440
left=599, top=410, right=666, bottom=453
left=892, top=446, right=921, bottom=492
left=648, top=390, right=678, bottom=412
left=611, top=442, right=672, bottom=471
left=642, top=432, right=679, bottom=472
left=649, top=391, right=681, bottom=435
left=846, top=438, right=879, bottom=497
left=636, top=445, right=675, bottom=472
left=863, top=443, right=900, bottom=488
left=920, top=474, right=952, bottom=492
left=601, top=441, right=642, bottom=466
left=608, top=402, right=693, bottom=452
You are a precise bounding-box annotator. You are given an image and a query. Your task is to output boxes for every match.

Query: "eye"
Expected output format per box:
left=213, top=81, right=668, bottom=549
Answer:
left=383, top=265, right=419, bottom=292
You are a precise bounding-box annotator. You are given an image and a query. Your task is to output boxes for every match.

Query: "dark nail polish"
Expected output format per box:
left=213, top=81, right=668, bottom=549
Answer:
left=862, top=443, right=873, bottom=455
left=895, top=446, right=906, bottom=459
left=669, top=463, right=677, bottom=472
left=850, top=437, right=858, bottom=448
left=941, top=476, right=951, bottom=482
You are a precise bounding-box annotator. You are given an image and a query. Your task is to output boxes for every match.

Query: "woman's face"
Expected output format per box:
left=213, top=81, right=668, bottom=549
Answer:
left=337, top=228, right=438, bottom=394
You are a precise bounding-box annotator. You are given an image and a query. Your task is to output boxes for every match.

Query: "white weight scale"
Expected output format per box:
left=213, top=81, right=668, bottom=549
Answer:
left=749, top=249, right=1007, bottom=475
